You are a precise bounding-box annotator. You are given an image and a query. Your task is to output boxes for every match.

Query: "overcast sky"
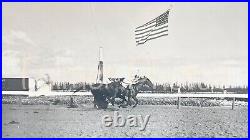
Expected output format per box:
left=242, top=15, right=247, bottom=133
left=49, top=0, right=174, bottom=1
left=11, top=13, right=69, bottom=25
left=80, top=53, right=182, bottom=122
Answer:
left=2, top=2, right=248, bottom=86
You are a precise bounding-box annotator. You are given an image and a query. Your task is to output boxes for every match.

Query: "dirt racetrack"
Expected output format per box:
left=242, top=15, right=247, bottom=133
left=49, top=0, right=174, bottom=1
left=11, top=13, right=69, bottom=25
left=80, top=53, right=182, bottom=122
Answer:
left=2, top=104, right=248, bottom=138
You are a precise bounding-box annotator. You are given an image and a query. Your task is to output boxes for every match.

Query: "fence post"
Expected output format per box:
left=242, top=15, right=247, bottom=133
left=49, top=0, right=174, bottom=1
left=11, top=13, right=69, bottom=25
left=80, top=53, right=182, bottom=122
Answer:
left=232, top=97, right=235, bottom=110
left=177, top=97, right=181, bottom=109
left=18, top=96, right=22, bottom=107
left=69, top=96, right=74, bottom=107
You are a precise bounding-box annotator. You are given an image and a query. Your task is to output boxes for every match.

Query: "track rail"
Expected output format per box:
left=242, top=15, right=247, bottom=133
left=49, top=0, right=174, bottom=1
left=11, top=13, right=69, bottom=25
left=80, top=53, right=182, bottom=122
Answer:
left=2, top=91, right=247, bottom=110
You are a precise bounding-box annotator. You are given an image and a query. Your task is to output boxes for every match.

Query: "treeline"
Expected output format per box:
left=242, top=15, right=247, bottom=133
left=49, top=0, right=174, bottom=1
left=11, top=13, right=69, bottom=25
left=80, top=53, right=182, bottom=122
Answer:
left=51, top=81, right=248, bottom=94
left=148, top=82, right=248, bottom=94
left=51, top=82, right=88, bottom=92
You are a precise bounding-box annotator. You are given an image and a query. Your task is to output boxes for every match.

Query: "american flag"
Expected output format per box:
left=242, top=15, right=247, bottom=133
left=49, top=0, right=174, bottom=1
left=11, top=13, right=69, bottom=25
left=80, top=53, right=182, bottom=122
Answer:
left=135, top=10, right=170, bottom=46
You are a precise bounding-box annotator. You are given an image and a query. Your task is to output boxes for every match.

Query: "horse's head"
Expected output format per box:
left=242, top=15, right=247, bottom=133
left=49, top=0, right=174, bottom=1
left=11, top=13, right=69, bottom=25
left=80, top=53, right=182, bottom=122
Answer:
left=137, top=76, right=154, bottom=89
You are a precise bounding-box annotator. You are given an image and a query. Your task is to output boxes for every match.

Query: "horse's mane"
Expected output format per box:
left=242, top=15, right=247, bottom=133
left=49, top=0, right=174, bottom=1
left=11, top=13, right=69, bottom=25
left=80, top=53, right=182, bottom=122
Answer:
left=138, top=76, right=149, bottom=82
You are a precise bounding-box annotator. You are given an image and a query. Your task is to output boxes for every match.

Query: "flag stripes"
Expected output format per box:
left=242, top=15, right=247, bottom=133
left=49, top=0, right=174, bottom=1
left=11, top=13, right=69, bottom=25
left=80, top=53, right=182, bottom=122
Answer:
left=135, top=25, right=168, bottom=39
left=135, top=18, right=155, bottom=30
left=135, top=10, right=170, bottom=46
left=136, top=34, right=168, bottom=46
left=137, top=29, right=168, bottom=42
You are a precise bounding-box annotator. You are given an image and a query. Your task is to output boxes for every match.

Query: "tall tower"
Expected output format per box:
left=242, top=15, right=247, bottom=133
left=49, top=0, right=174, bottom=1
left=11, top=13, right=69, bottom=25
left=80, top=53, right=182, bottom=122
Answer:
left=96, top=47, right=103, bottom=83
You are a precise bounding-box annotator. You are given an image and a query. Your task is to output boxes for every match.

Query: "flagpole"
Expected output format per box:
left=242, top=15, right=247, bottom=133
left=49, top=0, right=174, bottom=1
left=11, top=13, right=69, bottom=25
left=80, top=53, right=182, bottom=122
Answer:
left=89, top=3, right=104, bottom=84
left=169, top=4, right=173, bottom=10
left=89, top=3, right=102, bottom=45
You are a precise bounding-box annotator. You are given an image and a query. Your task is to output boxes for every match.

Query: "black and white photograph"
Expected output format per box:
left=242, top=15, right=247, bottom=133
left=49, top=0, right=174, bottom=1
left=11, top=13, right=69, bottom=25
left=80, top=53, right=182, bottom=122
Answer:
left=2, top=2, right=248, bottom=138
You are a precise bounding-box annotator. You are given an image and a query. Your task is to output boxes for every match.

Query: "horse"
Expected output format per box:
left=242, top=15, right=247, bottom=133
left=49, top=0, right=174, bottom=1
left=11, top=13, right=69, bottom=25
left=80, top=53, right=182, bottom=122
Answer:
left=125, top=76, right=154, bottom=107
left=102, top=76, right=154, bottom=108
left=75, top=76, right=153, bottom=109
left=85, top=83, right=109, bottom=109
left=84, top=81, right=128, bottom=109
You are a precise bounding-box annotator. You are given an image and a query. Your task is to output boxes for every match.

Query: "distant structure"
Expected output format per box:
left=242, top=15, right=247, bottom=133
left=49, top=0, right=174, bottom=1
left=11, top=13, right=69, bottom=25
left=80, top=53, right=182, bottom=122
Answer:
left=96, top=47, right=103, bottom=83
left=29, top=74, right=52, bottom=92
left=2, top=78, right=29, bottom=91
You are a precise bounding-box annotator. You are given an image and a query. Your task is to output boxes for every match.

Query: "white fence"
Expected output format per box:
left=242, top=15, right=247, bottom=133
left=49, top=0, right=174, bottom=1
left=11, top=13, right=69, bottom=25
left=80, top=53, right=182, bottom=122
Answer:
left=137, top=93, right=247, bottom=110
left=2, top=91, right=248, bottom=110
left=2, top=91, right=92, bottom=96
left=137, top=93, right=248, bottom=98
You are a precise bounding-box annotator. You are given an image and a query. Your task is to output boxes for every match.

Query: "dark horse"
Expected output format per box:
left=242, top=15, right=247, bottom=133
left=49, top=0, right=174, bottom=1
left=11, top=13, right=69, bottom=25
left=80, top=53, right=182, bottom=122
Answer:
left=84, top=81, right=128, bottom=109
left=76, top=76, right=153, bottom=109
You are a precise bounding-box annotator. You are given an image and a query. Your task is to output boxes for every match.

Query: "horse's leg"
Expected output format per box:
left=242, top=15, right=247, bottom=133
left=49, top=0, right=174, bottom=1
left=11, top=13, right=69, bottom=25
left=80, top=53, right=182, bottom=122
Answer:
left=93, top=96, right=97, bottom=108
left=111, top=89, right=119, bottom=106
left=110, top=98, right=115, bottom=106
left=132, top=95, right=139, bottom=108
left=127, top=91, right=132, bottom=106
left=93, top=96, right=102, bottom=109
left=106, top=91, right=115, bottom=106
left=107, top=96, right=114, bottom=106
left=121, top=91, right=128, bottom=104
left=120, top=96, right=127, bottom=104
left=118, top=95, right=128, bottom=108
left=128, top=96, right=132, bottom=106
left=94, top=102, right=97, bottom=108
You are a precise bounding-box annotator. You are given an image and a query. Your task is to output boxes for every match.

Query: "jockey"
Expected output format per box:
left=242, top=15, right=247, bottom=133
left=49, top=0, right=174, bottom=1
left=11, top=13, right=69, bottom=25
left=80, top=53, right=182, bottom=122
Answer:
left=131, top=74, right=140, bottom=85
left=122, top=74, right=140, bottom=91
